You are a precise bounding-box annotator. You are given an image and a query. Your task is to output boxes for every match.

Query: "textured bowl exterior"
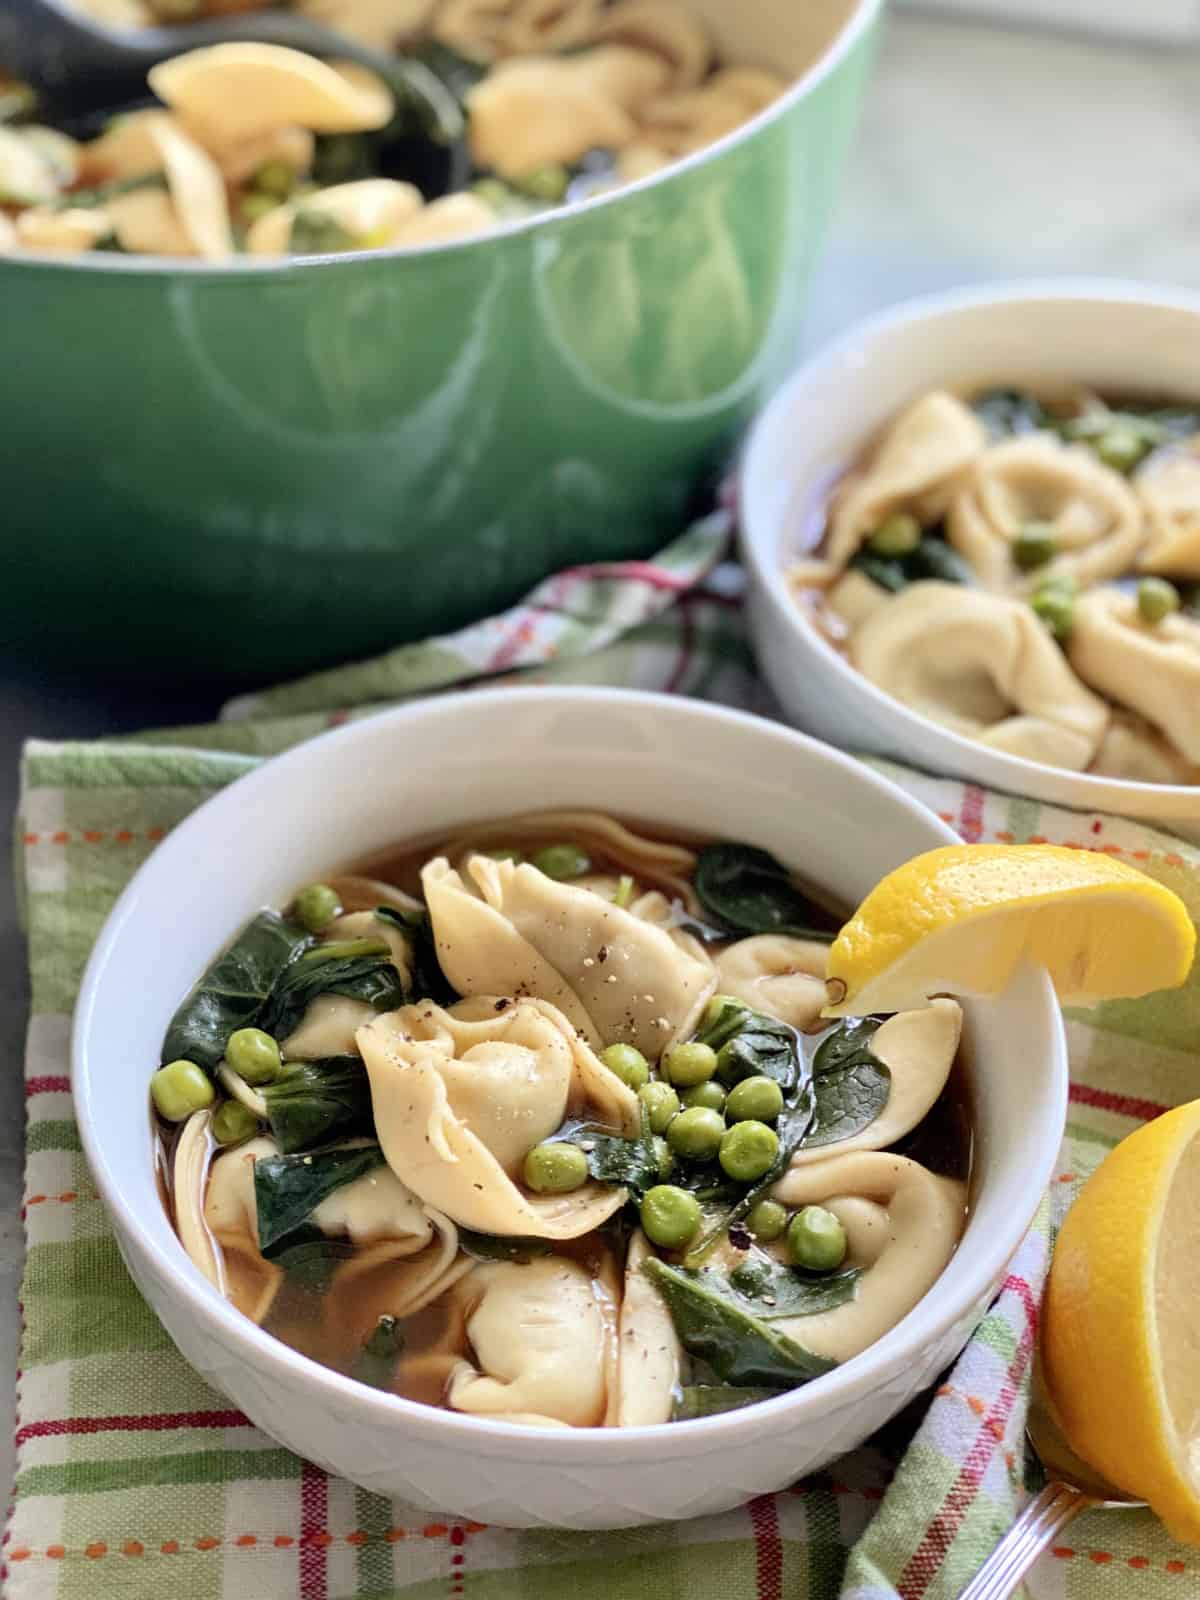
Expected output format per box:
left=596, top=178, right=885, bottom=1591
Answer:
left=0, top=6, right=877, bottom=684
left=740, top=281, right=1200, bottom=840
left=73, top=689, right=1067, bottom=1528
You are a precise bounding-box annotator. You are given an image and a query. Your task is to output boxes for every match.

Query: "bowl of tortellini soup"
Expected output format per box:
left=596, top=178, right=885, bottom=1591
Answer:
left=0, top=0, right=880, bottom=684
left=741, top=282, right=1200, bottom=838
left=73, top=687, right=1066, bottom=1527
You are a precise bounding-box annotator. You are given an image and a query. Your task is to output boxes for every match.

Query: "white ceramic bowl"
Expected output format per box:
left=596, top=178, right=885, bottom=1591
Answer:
left=73, top=688, right=1066, bottom=1529
left=740, top=280, right=1200, bottom=840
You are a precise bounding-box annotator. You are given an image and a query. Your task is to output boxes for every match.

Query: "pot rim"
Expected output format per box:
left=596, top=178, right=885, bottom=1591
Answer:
left=1, top=0, right=882, bottom=281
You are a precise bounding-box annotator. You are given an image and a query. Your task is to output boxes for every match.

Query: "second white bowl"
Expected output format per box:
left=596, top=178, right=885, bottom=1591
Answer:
left=740, top=280, right=1200, bottom=839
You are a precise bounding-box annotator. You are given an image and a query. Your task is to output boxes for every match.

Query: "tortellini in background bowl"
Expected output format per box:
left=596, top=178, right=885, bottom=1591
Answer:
left=73, top=686, right=1066, bottom=1527
left=741, top=281, right=1200, bottom=840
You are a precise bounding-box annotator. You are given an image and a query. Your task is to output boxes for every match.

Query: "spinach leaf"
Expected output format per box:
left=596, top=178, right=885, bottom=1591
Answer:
left=161, top=911, right=311, bottom=1073
left=459, top=1231, right=552, bottom=1263
left=258, top=939, right=407, bottom=1041
left=559, top=1107, right=660, bottom=1200
left=642, top=1259, right=835, bottom=1388
left=808, top=1062, right=891, bottom=1149
left=812, top=1016, right=883, bottom=1075
left=804, top=1016, right=890, bottom=1151
left=254, top=1143, right=385, bottom=1254
left=290, top=210, right=359, bottom=255
left=353, top=1315, right=405, bottom=1391
left=694, top=843, right=839, bottom=940
left=715, top=1012, right=803, bottom=1092
left=673, top=1386, right=786, bottom=1420
left=375, top=905, right=457, bottom=1005
left=971, top=388, right=1051, bottom=440
left=721, top=1258, right=861, bottom=1319
left=260, top=1056, right=374, bottom=1155
left=851, top=534, right=973, bottom=594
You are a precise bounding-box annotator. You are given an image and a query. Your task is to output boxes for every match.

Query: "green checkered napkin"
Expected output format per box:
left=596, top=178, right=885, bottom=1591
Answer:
left=10, top=511, right=1200, bottom=1600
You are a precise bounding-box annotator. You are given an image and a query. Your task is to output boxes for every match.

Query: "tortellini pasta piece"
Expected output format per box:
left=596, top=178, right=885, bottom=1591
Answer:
left=503, top=0, right=605, bottom=53
left=447, top=1256, right=614, bottom=1426
left=947, top=435, right=1144, bottom=592
left=279, top=905, right=414, bottom=1058
left=617, top=1231, right=682, bottom=1426
left=0, top=126, right=62, bottom=206
left=423, top=853, right=715, bottom=1055
left=389, top=192, right=497, bottom=246
left=148, top=44, right=395, bottom=144
left=851, top=581, right=1110, bottom=771
left=330, top=910, right=415, bottom=991
left=1067, top=588, right=1200, bottom=764
left=772, top=1152, right=966, bottom=1361
left=196, top=1133, right=285, bottom=1323
left=825, top=393, right=987, bottom=568
left=439, top=810, right=701, bottom=914
left=0, top=213, right=15, bottom=252
left=592, top=0, right=713, bottom=91
left=12, top=208, right=112, bottom=254
left=825, top=568, right=892, bottom=633
left=297, top=0, right=438, bottom=50
left=1136, top=440, right=1200, bottom=579
left=357, top=998, right=635, bottom=1236
left=1089, top=712, right=1200, bottom=786
left=433, top=0, right=513, bottom=59
left=91, top=113, right=232, bottom=259
left=636, top=66, right=786, bottom=157
left=713, top=935, right=829, bottom=1032
left=466, top=46, right=669, bottom=177
left=790, top=1001, right=962, bottom=1167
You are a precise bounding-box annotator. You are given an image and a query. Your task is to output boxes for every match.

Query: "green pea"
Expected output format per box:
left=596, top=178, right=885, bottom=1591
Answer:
left=718, top=1120, right=779, bottom=1182
left=639, top=1184, right=701, bottom=1250
left=729, top=1258, right=773, bottom=1297
left=600, top=1043, right=650, bottom=1090
left=531, top=843, right=591, bottom=880
left=211, top=1099, right=261, bottom=1147
left=746, top=1199, right=788, bottom=1242
left=702, top=993, right=750, bottom=1032
left=1137, top=576, right=1180, bottom=625
left=523, top=1142, right=590, bottom=1194
left=866, top=511, right=921, bottom=558
left=1012, top=522, right=1058, bottom=571
left=1095, top=427, right=1148, bottom=473
left=638, top=1080, right=680, bottom=1134
left=666, top=1106, right=726, bottom=1161
left=652, top=1135, right=676, bottom=1181
left=662, top=1041, right=719, bottom=1088
left=1030, top=585, right=1075, bottom=642
left=787, top=1205, right=848, bottom=1272
left=293, top=882, right=341, bottom=932
left=254, top=159, right=296, bottom=199
left=725, top=1075, right=784, bottom=1123
left=151, top=1060, right=214, bottom=1122
left=239, top=191, right=280, bottom=223
left=225, top=1027, right=282, bottom=1086
left=682, top=1081, right=727, bottom=1112
left=521, top=165, right=570, bottom=203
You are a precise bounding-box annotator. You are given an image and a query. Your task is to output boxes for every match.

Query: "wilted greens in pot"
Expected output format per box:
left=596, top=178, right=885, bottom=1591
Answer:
left=156, top=811, right=969, bottom=1427
left=786, top=386, right=1200, bottom=786
left=0, top=0, right=794, bottom=260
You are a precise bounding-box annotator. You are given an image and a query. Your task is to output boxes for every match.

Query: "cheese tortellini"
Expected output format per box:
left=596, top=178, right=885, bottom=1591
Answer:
left=163, top=813, right=973, bottom=1430
left=5, top=1, right=792, bottom=260
left=790, top=383, right=1200, bottom=785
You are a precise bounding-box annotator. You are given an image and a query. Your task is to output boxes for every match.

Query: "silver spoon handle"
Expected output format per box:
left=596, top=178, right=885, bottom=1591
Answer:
left=957, top=1481, right=1097, bottom=1600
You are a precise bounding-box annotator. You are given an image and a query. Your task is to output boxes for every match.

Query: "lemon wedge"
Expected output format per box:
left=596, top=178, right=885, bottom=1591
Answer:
left=824, top=844, right=1194, bottom=1015
left=1042, top=1098, right=1200, bottom=1543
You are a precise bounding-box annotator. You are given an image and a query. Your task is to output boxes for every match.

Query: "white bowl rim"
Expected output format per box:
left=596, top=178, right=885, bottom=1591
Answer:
left=72, top=684, right=1067, bottom=1460
left=4, top=0, right=883, bottom=280
left=741, top=276, right=1200, bottom=807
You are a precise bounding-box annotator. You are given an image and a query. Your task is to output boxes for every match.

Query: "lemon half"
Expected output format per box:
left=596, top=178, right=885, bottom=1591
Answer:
left=1042, top=1099, right=1200, bottom=1544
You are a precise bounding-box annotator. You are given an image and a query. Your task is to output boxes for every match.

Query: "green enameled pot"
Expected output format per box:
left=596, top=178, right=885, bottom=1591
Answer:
left=0, top=0, right=880, bottom=683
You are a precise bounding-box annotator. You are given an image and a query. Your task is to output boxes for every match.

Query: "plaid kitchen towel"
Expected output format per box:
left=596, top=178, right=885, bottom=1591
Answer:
left=9, top=508, right=1200, bottom=1600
